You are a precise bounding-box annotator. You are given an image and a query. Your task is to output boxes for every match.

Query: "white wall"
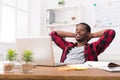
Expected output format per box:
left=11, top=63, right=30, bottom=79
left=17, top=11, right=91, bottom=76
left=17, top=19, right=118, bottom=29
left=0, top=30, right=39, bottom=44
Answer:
left=39, top=0, right=47, bottom=36
left=29, top=0, right=41, bottom=36
left=0, top=0, right=2, bottom=33
left=29, top=0, right=47, bottom=36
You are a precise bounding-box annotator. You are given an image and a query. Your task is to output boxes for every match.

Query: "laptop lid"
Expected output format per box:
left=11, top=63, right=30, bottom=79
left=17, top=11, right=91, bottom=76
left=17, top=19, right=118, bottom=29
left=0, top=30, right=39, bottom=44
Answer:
left=16, top=36, right=56, bottom=66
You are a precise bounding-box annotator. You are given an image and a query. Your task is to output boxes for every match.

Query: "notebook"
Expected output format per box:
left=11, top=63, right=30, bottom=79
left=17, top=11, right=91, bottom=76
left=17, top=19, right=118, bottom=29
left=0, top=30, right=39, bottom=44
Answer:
left=16, top=36, right=66, bottom=66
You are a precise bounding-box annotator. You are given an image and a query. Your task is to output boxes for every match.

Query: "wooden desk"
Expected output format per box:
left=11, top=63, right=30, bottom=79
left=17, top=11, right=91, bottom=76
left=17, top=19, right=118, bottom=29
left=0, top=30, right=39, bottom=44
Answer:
left=0, top=66, right=120, bottom=80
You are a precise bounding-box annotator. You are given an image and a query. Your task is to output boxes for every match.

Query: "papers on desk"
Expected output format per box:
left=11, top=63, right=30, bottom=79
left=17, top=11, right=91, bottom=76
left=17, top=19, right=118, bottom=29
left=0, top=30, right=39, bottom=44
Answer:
left=67, top=61, right=120, bottom=72
left=58, top=64, right=89, bottom=71
left=58, top=63, right=90, bottom=71
left=98, top=67, right=120, bottom=72
left=67, top=64, right=90, bottom=70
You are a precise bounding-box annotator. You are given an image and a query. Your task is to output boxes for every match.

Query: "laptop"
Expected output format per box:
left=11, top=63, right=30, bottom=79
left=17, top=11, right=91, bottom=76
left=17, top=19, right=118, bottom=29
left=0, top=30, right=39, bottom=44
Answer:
left=16, top=36, right=66, bottom=66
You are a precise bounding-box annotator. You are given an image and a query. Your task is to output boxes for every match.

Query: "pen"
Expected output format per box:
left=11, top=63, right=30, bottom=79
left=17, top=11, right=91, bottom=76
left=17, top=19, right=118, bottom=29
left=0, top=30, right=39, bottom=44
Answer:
left=88, top=64, right=92, bottom=68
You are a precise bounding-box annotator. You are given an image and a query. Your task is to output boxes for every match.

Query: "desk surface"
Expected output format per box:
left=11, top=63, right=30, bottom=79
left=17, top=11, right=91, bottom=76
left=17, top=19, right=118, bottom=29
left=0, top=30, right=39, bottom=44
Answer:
left=0, top=66, right=120, bottom=80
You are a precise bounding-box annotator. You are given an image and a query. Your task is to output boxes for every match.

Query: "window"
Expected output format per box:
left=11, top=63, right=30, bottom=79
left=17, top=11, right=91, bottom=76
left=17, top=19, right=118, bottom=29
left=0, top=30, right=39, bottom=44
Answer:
left=0, top=0, right=28, bottom=43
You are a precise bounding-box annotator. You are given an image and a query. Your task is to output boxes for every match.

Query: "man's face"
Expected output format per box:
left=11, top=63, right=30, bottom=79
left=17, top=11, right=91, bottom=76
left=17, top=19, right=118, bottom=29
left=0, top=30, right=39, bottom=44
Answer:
left=75, top=24, right=89, bottom=42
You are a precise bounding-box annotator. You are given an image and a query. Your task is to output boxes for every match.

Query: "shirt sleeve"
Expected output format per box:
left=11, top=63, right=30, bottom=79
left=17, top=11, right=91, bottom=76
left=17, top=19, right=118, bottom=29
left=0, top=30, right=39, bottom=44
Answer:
left=50, top=31, right=73, bottom=50
left=91, top=29, right=116, bottom=55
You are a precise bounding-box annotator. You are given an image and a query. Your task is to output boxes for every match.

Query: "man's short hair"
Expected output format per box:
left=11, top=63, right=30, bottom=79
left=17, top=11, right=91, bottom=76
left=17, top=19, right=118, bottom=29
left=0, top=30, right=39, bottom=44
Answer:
left=76, top=22, right=91, bottom=33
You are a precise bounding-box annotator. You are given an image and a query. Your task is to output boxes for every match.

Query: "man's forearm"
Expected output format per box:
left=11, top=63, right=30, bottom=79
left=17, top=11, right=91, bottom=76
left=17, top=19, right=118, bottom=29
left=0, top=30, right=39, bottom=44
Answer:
left=56, top=31, right=75, bottom=38
left=91, top=29, right=107, bottom=38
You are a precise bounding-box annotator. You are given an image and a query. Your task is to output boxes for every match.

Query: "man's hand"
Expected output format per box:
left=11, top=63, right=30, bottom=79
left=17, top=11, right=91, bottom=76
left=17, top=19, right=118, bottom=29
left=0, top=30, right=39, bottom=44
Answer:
left=87, top=29, right=107, bottom=42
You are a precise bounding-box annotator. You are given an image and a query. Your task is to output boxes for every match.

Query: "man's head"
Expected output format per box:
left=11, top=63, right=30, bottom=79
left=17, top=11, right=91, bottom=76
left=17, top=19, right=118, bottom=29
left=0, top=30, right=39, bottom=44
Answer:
left=75, top=23, right=91, bottom=42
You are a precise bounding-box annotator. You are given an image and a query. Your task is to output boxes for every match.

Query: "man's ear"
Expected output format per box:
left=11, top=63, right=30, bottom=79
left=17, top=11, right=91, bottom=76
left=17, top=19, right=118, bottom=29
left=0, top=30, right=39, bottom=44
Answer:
left=87, top=32, right=90, bottom=37
left=86, top=32, right=91, bottom=42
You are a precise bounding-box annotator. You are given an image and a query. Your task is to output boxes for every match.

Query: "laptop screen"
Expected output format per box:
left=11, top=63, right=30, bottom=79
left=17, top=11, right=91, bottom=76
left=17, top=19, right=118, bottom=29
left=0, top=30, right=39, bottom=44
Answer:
left=16, top=36, right=55, bottom=66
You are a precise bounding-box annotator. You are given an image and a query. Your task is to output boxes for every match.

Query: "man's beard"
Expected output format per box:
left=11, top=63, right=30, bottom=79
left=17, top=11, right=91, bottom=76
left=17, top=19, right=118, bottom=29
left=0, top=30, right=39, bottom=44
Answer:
left=76, top=38, right=86, bottom=42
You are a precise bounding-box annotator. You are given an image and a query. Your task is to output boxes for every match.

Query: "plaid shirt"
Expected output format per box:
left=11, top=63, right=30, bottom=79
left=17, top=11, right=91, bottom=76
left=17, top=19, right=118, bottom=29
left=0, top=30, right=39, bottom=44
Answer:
left=50, top=29, right=115, bottom=62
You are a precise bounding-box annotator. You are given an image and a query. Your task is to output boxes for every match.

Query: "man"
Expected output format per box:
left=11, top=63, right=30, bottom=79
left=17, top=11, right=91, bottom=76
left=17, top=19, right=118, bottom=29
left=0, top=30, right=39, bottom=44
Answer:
left=50, top=23, right=115, bottom=64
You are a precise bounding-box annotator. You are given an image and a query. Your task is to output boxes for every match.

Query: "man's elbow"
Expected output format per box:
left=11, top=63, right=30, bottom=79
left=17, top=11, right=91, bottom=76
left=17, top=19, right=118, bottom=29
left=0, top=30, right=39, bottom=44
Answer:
left=49, top=31, right=56, bottom=36
left=109, top=29, right=116, bottom=38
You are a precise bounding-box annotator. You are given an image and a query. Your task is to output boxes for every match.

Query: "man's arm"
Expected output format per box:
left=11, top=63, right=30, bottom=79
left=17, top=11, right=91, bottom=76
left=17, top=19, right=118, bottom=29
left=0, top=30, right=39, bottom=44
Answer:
left=91, top=29, right=107, bottom=38
left=55, top=31, right=75, bottom=38
left=57, top=30, right=107, bottom=42
left=88, top=29, right=107, bottom=41
left=50, top=31, right=75, bottom=50
left=90, top=29, right=115, bottom=55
